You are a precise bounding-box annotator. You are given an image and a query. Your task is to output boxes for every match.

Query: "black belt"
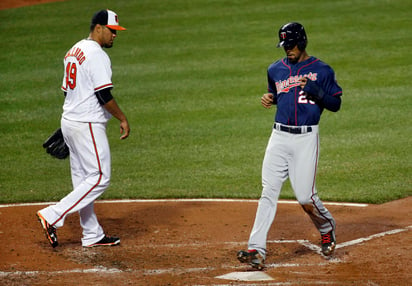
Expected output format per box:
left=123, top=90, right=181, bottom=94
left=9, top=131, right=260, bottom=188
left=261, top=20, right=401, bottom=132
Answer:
left=274, top=123, right=312, bottom=134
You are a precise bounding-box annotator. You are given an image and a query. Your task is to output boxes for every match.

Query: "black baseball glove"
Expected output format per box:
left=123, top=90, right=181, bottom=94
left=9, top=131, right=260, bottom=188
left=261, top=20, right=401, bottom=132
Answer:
left=302, top=78, right=325, bottom=102
left=43, top=128, right=69, bottom=159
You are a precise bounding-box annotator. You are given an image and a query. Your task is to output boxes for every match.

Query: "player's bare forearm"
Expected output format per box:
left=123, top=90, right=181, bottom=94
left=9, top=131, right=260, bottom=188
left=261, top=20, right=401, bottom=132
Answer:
left=261, top=93, right=274, bottom=109
left=104, top=99, right=127, bottom=124
left=104, top=99, right=130, bottom=139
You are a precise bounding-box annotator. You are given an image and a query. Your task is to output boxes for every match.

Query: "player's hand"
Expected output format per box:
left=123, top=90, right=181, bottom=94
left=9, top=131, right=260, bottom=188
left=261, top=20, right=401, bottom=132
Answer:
left=120, top=119, right=130, bottom=140
left=299, top=77, right=324, bottom=102
left=299, top=77, right=308, bottom=89
left=261, top=93, right=274, bottom=109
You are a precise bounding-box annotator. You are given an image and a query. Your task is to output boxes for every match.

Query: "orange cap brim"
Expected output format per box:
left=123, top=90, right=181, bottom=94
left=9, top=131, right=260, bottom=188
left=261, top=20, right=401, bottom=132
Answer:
left=106, top=25, right=126, bottom=31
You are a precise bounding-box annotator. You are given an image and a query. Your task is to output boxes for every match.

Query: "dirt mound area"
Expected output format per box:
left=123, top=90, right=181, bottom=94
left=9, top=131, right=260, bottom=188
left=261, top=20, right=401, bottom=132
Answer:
left=0, top=0, right=64, bottom=10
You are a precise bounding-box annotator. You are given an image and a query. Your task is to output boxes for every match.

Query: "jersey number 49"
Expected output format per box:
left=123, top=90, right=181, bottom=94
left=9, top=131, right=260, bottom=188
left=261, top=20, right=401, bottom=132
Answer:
left=65, top=62, right=77, bottom=90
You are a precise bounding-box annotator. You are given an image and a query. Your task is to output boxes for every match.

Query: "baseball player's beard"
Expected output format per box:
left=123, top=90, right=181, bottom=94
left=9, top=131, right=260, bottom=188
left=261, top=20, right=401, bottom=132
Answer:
left=103, top=43, right=113, bottom=48
left=287, top=51, right=303, bottom=64
left=287, top=51, right=300, bottom=63
left=288, top=56, right=298, bottom=63
left=285, top=52, right=295, bottom=63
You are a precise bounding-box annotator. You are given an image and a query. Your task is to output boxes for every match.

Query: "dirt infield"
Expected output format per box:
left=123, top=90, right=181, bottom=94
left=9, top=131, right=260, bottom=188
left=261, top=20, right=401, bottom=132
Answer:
left=0, top=197, right=411, bottom=285
left=0, top=0, right=64, bottom=10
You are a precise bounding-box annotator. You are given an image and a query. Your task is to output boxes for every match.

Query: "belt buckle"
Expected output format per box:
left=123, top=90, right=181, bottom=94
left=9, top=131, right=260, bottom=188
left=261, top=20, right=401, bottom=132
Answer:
left=283, top=126, right=297, bottom=134
left=275, top=123, right=308, bottom=134
left=292, top=127, right=300, bottom=134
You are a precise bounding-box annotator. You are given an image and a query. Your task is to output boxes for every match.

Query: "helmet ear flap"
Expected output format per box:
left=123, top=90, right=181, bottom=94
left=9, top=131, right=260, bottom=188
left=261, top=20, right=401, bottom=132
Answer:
left=297, top=26, right=307, bottom=51
left=297, top=40, right=307, bottom=51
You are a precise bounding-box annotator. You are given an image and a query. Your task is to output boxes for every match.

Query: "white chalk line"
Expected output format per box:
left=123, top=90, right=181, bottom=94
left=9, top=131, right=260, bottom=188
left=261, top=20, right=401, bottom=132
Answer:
left=336, top=225, right=412, bottom=249
left=0, top=266, right=122, bottom=277
left=0, top=198, right=369, bottom=208
left=1, top=225, right=410, bottom=279
left=0, top=262, right=340, bottom=278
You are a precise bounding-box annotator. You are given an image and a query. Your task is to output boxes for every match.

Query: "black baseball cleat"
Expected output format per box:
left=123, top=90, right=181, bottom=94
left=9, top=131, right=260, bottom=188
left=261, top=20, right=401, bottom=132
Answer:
left=84, top=236, right=120, bottom=248
left=37, top=212, right=58, bottom=248
left=321, top=231, right=336, bottom=256
left=237, top=249, right=265, bottom=270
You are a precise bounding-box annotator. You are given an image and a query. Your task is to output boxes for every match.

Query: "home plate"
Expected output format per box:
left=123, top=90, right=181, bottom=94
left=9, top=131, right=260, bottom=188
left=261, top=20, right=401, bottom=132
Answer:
left=215, top=271, right=274, bottom=281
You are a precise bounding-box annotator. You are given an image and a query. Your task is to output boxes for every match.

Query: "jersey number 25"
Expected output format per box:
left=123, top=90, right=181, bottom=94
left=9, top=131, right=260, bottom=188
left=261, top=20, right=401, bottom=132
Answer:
left=298, top=94, right=315, bottom=105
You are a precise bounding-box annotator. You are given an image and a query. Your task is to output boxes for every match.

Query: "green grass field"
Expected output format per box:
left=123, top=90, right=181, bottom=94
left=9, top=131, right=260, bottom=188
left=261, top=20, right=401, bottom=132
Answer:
left=0, top=0, right=411, bottom=204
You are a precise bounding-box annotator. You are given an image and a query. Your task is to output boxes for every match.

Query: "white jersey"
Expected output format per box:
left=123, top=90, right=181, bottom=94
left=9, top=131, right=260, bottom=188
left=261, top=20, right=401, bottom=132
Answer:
left=61, top=39, right=113, bottom=123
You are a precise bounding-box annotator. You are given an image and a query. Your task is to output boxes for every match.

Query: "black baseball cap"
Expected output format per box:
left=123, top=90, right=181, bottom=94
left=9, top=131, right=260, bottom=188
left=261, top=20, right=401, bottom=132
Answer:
left=91, top=9, right=126, bottom=31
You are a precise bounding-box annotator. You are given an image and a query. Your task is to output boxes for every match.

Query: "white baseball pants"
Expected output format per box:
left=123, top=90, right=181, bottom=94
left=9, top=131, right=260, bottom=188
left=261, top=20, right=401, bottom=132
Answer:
left=248, top=125, right=335, bottom=257
left=39, top=118, right=111, bottom=246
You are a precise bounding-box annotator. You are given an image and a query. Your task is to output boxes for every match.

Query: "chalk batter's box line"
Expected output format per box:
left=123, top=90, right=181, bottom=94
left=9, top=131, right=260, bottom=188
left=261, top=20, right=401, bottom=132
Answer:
left=0, top=198, right=369, bottom=208
left=99, top=225, right=411, bottom=254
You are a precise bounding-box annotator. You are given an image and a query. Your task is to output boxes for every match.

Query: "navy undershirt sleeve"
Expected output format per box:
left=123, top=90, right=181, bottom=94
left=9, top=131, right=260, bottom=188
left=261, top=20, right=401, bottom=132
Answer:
left=95, top=88, right=114, bottom=105
left=320, top=94, right=341, bottom=112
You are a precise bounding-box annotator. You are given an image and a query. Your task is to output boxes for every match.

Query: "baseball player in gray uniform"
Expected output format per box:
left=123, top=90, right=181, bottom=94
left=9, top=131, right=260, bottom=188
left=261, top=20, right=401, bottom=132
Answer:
left=238, top=22, right=343, bottom=269
left=37, top=9, right=130, bottom=248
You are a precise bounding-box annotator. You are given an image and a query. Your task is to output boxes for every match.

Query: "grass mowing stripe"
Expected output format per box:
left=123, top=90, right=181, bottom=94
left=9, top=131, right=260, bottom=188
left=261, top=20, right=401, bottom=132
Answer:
left=0, top=0, right=411, bottom=204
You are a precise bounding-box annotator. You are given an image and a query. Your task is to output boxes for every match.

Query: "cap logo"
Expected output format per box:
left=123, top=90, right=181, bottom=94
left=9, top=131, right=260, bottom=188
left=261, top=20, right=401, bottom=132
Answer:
left=280, top=32, right=287, bottom=39
left=115, top=15, right=119, bottom=23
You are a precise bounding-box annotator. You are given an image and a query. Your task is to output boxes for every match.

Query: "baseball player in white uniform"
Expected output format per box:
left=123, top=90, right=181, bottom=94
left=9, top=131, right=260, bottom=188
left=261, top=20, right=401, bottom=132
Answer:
left=37, top=9, right=130, bottom=248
